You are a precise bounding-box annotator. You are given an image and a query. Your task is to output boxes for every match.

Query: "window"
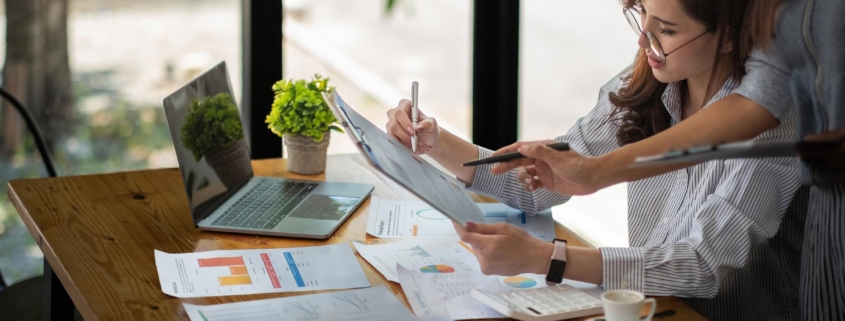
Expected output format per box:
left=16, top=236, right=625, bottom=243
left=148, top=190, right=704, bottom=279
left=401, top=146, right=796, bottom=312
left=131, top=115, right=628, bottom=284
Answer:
left=0, top=0, right=240, bottom=285
left=282, top=0, right=472, bottom=155
left=520, top=0, right=639, bottom=247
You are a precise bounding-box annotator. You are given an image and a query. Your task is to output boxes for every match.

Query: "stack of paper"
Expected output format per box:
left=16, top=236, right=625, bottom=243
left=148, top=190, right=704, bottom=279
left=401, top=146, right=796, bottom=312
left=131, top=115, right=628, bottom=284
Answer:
left=183, top=285, right=453, bottom=321
left=397, top=266, right=546, bottom=319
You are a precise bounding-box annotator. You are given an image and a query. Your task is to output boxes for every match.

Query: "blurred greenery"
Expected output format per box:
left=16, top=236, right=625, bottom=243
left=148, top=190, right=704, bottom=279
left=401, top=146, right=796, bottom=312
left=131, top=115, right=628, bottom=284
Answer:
left=0, top=68, right=175, bottom=285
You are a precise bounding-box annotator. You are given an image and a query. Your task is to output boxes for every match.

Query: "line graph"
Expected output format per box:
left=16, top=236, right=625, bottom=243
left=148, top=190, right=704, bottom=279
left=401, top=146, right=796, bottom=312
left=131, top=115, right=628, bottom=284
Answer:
left=334, top=293, right=372, bottom=313
left=288, top=301, right=322, bottom=318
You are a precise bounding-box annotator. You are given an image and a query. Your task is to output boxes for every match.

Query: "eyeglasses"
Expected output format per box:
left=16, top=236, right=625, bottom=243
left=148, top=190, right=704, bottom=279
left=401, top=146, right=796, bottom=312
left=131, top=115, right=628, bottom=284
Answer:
left=624, top=7, right=709, bottom=63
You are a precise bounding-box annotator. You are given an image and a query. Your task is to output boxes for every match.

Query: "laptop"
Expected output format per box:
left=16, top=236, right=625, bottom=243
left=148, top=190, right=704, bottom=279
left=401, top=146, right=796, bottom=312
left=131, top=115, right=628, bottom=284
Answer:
left=162, top=61, right=374, bottom=239
left=323, top=91, right=487, bottom=227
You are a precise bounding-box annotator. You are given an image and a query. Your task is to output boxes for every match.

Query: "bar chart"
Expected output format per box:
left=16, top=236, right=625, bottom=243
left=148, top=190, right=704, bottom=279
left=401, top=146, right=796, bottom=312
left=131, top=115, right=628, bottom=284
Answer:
left=197, top=256, right=254, bottom=286
left=155, top=244, right=370, bottom=298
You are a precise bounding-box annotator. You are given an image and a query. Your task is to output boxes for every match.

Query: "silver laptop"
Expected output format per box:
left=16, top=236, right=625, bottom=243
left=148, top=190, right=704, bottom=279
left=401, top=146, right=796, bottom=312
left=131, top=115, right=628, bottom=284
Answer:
left=162, top=61, right=373, bottom=239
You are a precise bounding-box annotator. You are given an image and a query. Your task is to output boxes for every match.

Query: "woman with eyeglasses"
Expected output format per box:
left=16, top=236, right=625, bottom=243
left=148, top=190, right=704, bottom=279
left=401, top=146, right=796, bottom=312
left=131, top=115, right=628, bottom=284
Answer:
left=384, top=0, right=804, bottom=320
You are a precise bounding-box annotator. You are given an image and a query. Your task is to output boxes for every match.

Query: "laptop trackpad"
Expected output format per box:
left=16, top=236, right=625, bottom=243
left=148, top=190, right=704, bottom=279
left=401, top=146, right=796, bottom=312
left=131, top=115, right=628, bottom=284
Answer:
left=288, top=194, right=361, bottom=221
left=276, top=194, right=361, bottom=236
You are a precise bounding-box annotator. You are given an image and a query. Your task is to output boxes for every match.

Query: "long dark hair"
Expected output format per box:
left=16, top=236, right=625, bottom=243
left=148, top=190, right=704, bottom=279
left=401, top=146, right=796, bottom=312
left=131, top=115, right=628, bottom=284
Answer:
left=608, top=0, right=781, bottom=146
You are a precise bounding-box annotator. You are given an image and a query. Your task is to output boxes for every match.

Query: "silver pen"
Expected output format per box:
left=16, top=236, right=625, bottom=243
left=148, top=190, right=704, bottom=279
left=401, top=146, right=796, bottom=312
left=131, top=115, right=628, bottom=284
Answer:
left=411, top=81, right=419, bottom=153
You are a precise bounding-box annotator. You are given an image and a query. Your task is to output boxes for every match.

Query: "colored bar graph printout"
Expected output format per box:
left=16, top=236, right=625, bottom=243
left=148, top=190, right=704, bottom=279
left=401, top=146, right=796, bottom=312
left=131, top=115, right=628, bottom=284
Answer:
left=155, top=243, right=369, bottom=298
left=197, top=256, right=244, bottom=267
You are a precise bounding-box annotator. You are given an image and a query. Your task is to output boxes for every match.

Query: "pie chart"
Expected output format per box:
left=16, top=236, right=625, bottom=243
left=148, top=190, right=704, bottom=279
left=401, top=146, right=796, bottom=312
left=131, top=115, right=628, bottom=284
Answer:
left=504, top=276, right=538, bottom=288
left=420, top=265, right=456, bottom=273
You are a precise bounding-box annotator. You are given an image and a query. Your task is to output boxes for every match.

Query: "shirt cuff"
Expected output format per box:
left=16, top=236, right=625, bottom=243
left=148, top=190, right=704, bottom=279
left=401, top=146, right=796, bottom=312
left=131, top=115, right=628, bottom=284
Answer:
left=600, top=247, right=645, bottom=292
left=466, top=147, right=505, bottom=199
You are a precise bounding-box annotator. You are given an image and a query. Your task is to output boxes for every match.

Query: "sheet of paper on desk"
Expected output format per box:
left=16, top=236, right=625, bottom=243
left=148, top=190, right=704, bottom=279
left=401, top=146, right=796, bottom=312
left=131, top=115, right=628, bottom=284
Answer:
left=398, top=266, right=549, bottom=320
left=183, top=285, right=452, bottom=321
left=365, top=197, right=556, bottom=241
left=353, top=240, right=481, bottom=283
left=353, top=240, right=546, bottom=289
left=154, top=243, right=369, bottom=298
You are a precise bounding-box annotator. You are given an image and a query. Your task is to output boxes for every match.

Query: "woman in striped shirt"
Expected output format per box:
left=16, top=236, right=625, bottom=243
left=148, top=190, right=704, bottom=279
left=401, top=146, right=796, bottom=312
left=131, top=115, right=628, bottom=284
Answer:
left=385, top=0, right=804, bottom=320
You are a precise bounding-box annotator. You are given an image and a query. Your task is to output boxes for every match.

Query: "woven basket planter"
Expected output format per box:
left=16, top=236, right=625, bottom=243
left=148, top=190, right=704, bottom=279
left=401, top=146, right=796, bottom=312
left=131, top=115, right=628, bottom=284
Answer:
left=204, top=138, right=252, bottom=189
left=284, top=132, right=330, bottom=175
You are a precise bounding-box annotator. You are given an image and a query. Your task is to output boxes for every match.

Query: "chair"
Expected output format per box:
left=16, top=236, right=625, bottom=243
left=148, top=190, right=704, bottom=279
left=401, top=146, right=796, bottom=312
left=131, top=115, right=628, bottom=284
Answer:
left=0, top=87, right=66, bottom=320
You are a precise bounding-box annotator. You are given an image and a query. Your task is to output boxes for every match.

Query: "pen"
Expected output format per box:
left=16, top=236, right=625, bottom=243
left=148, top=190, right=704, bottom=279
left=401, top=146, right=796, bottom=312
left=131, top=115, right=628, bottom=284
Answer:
left=461, top=142, right=571, bottom=167
left=411, top=81, right=418, bottom=153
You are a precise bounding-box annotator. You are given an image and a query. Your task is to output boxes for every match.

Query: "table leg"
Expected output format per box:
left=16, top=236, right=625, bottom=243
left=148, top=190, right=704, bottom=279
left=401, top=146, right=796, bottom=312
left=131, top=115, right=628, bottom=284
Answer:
left=43, top=258, right=74, bottom=321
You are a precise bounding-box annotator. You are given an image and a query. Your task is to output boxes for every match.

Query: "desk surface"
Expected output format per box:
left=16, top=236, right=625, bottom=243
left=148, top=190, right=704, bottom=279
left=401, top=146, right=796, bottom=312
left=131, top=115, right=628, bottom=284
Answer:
left=7, top=154, right=705, bottom=321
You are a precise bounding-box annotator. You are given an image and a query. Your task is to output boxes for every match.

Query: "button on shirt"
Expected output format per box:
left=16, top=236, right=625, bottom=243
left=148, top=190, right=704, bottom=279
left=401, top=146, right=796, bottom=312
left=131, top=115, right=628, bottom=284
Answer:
left=467, top=71, right=803, bottom=320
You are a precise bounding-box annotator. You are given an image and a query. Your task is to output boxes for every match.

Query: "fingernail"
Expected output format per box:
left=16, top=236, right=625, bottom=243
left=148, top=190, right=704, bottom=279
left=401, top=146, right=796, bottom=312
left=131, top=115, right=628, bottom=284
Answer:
left=524, top=178, right=532, bottom=184
left=533, top=176, right=540, bottom=180
left=406, top=127, right=413, bottom=135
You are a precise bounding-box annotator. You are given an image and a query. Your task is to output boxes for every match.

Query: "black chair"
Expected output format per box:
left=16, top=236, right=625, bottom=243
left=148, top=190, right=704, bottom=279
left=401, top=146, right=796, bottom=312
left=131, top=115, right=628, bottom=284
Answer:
left=0, top=87, right=65, bottom=321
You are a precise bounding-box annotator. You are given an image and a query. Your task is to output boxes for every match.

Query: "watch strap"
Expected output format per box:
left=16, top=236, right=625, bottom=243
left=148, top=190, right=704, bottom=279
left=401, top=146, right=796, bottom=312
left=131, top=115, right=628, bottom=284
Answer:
left=545, top=239, right=567, bottom=285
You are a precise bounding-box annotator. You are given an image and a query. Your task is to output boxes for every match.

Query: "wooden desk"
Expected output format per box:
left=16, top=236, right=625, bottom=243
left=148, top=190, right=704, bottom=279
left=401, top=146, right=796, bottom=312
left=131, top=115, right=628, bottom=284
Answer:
left=7, top=154, right=705, bottom=321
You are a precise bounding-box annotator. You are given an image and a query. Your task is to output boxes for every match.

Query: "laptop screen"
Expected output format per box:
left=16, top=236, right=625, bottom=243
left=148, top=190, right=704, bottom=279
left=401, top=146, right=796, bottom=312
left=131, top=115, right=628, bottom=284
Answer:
left=162, top=61, right=254, bottom=223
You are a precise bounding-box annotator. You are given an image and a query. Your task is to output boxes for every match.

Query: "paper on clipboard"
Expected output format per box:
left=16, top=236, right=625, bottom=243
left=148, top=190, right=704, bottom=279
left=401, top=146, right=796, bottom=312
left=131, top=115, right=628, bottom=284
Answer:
left=323, top=91, right=486, bottom=226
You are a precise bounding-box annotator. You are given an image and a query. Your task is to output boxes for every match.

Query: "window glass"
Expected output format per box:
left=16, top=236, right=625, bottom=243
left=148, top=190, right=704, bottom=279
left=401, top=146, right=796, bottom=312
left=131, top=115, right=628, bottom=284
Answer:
left=282, top=0, right=472, bottom=155
left=0, top=0, right=240, bottom=285
left=521, top=0, right=639, bottom=247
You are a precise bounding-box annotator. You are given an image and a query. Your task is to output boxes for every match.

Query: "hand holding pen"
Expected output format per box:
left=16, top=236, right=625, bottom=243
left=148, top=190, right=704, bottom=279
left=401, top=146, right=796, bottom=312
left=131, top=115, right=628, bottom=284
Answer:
left=385, top=85, right=441, bottom=154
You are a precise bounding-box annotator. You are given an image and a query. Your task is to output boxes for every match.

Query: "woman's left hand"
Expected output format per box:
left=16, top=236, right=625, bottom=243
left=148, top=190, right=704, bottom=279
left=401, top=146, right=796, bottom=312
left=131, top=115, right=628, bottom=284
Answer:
left=452, top=221, right=554, bottom=276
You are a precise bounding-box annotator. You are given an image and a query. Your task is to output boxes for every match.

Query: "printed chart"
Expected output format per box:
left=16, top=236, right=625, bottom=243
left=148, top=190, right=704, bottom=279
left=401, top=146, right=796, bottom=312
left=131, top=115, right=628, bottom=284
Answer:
left=420, top=265, right=456, bottom=273
left=155, top=243, right=369, bottom=298
left=353, top=241, right=481, bottom=282
left=365, top=198, right=556, bottom=240
left=503, top=276, right=538, bottom=289
left=398, top=266, right=548, bottom=320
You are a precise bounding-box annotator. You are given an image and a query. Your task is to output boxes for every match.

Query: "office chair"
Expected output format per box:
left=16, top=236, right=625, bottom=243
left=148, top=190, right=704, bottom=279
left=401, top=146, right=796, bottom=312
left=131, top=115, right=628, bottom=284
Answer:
left=0, top=86, right=59, bottom=320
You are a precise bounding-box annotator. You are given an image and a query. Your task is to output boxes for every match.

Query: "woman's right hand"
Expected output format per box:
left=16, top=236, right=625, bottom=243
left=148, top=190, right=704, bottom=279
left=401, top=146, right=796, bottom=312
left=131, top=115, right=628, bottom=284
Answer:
left=386, top=99, right=440, bottom=154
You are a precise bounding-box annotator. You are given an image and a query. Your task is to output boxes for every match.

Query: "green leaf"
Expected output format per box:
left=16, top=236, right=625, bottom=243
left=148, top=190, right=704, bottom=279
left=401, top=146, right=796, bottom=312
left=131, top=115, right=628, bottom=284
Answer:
left=265, top=74, right=341, bottom=141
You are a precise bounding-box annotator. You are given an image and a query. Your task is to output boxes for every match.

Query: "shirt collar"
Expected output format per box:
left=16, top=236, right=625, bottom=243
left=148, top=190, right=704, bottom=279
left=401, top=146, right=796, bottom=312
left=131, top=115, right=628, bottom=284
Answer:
left=660, top=76, right=740, bottom=124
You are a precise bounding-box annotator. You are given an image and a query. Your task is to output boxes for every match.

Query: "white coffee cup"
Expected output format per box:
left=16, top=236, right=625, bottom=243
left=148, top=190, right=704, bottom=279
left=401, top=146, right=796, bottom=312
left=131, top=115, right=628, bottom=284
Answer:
left=600, top=290, right=656, bottom=321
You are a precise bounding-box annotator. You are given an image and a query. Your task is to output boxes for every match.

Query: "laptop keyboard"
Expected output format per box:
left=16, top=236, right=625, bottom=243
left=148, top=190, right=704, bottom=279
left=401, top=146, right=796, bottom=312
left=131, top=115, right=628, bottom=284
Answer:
left=211, top=180, right=317, bottom=229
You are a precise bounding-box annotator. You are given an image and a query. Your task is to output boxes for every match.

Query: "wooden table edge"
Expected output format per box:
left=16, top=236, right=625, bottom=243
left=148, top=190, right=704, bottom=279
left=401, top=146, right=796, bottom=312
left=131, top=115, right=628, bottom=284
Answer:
left=7, top=180, right=98, bottom=321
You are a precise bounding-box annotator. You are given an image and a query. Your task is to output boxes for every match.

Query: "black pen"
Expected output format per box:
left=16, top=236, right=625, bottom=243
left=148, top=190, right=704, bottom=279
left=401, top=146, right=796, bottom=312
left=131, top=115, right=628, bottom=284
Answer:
left=462, top=142, right=570, bottom=167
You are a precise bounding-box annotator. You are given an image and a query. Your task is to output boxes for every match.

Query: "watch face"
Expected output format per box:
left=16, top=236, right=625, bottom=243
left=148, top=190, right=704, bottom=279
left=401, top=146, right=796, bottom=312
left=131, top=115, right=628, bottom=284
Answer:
left=545, top=260, right=567, bottom=283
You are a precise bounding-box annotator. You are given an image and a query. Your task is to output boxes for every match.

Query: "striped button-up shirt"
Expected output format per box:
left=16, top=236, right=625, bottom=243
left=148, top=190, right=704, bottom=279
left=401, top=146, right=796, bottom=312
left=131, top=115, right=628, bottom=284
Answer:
left=468, top=72, right=804, bottom=320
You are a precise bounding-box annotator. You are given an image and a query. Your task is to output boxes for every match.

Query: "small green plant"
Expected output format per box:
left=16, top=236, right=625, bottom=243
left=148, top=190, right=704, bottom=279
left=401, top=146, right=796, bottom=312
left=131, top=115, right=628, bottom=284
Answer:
left=180, top=93, right=244, bottom=161
left=265, top=74, right=342, bottom=142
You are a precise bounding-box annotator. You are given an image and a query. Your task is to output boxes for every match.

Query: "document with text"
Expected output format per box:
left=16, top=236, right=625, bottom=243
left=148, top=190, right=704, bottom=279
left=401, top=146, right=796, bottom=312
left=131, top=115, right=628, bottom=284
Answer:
left=155, top=243, right=369, bottom=298
left=354, top=240, right=481, bottom=283
left=398, top=266, right=547, bottom=320
left=365, top=198, right=555, bottom=241
left=183, top=285, right=452, bottom=321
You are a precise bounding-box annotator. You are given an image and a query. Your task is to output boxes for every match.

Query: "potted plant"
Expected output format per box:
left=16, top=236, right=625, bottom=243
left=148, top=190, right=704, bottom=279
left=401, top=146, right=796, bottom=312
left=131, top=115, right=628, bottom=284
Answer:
left=265, top=74, right=342, bottom=175
left=181, top=92, right=252, bottom=189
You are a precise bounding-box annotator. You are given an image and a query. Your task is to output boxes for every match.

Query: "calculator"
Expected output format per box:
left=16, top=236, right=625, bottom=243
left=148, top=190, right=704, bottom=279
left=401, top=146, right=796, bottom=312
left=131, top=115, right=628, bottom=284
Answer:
left=471, top=284, right=604, bottom=321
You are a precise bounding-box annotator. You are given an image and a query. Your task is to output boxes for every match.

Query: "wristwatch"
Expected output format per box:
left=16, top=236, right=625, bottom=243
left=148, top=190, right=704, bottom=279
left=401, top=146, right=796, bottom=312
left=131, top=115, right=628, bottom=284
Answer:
left=545, top=238, right=568, bottom=285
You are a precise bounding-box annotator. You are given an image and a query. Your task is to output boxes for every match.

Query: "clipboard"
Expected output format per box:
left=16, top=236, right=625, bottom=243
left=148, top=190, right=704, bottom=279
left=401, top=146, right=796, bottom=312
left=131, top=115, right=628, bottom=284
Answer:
left=632, top=140, right=840, bottom=167
left=322, top=91, right=487, bottom=226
